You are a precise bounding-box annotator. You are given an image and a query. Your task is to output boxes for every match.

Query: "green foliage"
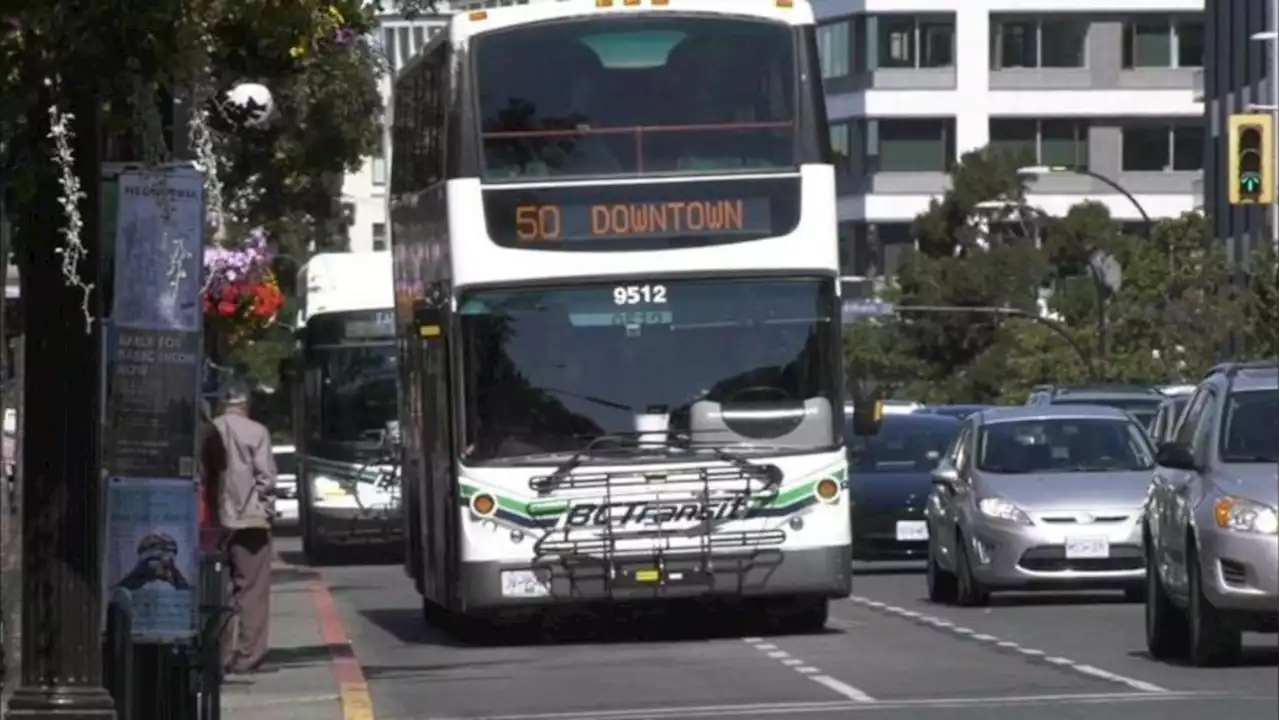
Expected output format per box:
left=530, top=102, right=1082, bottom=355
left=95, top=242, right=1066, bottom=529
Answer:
left=844, top=147, right=1269, bottom=403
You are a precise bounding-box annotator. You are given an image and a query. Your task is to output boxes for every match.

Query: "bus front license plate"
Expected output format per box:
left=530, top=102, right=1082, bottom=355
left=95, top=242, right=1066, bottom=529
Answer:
left=500, top=570, right=550, bottom=598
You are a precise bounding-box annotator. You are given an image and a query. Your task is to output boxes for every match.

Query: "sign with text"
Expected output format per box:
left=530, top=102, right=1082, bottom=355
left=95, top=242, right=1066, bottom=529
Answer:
left=483, top=176, right=801, bottom=251
left=103, top=327, right=199, bottom=478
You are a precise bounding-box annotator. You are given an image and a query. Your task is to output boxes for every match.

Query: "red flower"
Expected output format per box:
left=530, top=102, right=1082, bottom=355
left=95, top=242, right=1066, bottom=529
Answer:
left=222, top=284, right=239, bottom=300
left=217, top=300, right=237, bottom=318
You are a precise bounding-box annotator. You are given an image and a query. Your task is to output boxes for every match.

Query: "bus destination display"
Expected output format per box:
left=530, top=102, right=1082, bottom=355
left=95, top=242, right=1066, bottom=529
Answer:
left=514, top=198, right=772, bottom=244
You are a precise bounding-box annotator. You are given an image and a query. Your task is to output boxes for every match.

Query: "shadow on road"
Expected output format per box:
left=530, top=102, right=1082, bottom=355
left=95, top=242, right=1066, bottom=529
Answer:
left=852, top=561, right=925, bottom=576
left=985, top=591, right=1134, bottom=607
left=277, top=546, right=402, bottom=569
left=357, top=604, right=844, bottom=649
left=1127, top=647, right=1280, bottom=669
left=263, top=644, right=339, bottom=668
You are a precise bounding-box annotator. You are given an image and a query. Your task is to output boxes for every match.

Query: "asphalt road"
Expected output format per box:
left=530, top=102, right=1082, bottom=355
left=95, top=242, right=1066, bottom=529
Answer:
left=294, top=543, right=1278, bottom=720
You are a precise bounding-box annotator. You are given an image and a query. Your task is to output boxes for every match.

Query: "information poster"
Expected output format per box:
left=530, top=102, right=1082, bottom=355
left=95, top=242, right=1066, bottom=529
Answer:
left=103, top=327, right=199, bottom=478
left=103, top=477, right=199, bottom=641
left=111, top=170, right=204, bottom=332
left=100, top=166, right=206, bottom=644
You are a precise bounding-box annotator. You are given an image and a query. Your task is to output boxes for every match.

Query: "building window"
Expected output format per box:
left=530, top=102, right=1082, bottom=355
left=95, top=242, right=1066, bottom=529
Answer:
left=372, top=222, right=387, bottom=252
left=991, top=16, right=1088, bottom=69
left=865, top=119, right=954, bottom=173
left=1123, top=15, right=1203, bottom=68
left=989, top=119, right=1089, bottom=170
left=872, top=15, right=954, bottom=69
left=817, top=20, right=851, bottom=80
left=829, top=122, right=851, bottom=171
left=1121, top=123, right=1204, bottom=171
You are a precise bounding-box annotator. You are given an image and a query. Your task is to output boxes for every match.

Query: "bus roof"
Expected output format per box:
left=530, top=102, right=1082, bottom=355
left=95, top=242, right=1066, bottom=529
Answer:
left=448, top=0, right=814, bottom=44
left=296, top=252, right=394, bottom=328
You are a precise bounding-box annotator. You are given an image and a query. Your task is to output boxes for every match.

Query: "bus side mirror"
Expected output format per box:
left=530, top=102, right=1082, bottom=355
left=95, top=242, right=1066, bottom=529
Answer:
left=850, top=399, right=883, bottom=437
left=414, top=306, right=446, bottom=342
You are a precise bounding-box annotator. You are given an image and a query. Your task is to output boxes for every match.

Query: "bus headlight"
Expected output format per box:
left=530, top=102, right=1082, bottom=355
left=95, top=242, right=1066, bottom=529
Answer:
left=313, top=476, right=351, bottom=499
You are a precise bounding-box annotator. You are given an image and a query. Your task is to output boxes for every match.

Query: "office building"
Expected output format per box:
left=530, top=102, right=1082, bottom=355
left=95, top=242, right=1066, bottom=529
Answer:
left=1200, top=0, right=1277, bottom=267
left=816, top=0, right=1205, bottom=277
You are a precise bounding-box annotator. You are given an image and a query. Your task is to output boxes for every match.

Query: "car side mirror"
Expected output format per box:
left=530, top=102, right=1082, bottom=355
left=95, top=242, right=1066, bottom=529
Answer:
left=1155, top=441, right=1196, bottom=471
left=931, top=465, right=959, bottom=487
left=850, top=399, right=883, bottom=437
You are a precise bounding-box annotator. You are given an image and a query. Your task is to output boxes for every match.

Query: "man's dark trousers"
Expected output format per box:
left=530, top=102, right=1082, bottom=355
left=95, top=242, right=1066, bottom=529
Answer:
left=221, top=528, right=272, bottom=673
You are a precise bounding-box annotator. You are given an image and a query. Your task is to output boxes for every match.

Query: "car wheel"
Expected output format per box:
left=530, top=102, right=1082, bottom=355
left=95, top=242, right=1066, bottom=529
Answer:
left=1144, top=539, right=1189, bottom=660
left=954, top=533, right=990, bottom=607
left=926, top=537, right=957, bottom=604
left=1187, top=540, right=1241, bottom=667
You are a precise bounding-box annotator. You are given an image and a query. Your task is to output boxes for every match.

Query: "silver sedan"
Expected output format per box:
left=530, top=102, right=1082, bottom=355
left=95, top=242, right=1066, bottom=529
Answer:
left=925, top=405, right=1157, bottom=606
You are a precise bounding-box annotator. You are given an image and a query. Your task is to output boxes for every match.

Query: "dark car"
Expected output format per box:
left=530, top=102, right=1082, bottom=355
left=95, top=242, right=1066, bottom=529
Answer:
left=918, top=404, right=987, bottom=420
left=848, top=412, right=961, bottom=561
left=1026, top=384, right=1165, bottom=431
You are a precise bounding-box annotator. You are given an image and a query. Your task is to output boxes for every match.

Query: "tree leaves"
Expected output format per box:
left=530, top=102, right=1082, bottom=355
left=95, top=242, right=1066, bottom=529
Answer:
left=848, top=149, right=1273, bottom=402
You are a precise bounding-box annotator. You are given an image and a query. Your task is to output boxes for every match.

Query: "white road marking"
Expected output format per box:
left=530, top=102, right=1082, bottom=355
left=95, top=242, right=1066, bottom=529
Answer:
left=424, top=690, right=1223, bottom=720
left=810, top=674, right=876, bottom=702
left=741, top=636, right=876, bottom=701
left=845, top=595, right=1170, bottom=694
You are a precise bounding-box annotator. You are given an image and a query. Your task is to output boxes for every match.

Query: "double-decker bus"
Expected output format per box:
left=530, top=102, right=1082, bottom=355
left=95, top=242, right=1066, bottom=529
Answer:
left=390, top=0, right=878, bottom=631
left=290, top=252, right=402, bottom=563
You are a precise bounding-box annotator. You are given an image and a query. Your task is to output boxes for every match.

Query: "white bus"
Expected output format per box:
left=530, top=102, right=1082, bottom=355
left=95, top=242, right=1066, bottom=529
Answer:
left=390, top=0, right=878, bottom=632
left=290, top=252, right=401, bottom=563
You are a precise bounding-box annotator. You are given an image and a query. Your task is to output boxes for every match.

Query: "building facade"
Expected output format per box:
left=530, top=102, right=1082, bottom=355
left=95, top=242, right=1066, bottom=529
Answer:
left=816, top=0, right=1205, bottom=277
left=1200, top=0, right=1277, bottom=267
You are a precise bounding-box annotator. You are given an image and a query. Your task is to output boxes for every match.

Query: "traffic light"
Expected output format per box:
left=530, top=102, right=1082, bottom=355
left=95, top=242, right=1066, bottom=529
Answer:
left=1227, top=113, right=1275, bottom=205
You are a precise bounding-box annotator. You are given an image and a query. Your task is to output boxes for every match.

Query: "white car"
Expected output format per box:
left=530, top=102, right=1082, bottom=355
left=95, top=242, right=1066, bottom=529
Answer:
left=272, top=444, right=298, bottom=526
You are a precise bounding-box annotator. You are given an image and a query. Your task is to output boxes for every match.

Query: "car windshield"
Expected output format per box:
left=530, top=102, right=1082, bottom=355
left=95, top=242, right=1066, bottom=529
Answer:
left=314, top=345, right=398, bottom=444
left=1053, top=398, right=1160, bottom=430
left=847, top=420, right=957, bottom=473
left=1219, top=389, right=1279, bottom=463
left=475, top=15, right=796, bottom=180
left=977, top=418, right=1154, bottom=473
left=273, top=451, right=296, bottom=476
left=459, top=278, right=840, bottom=463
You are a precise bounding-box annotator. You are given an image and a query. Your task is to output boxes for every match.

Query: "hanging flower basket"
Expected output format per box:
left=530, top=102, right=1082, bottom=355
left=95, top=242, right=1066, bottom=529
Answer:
left=203, top=227, right=286, bottom=349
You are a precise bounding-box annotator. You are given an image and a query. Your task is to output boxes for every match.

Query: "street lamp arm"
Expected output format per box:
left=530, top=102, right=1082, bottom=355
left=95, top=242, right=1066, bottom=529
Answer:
left=893, top=304, right=1098, bottom=379
left=1079, top=169, right=1153, bottom=235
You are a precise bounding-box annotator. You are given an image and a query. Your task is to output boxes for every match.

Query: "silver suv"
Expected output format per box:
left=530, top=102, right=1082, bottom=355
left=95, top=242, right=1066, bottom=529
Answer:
left=1143, top=360, right=1279, bottom=666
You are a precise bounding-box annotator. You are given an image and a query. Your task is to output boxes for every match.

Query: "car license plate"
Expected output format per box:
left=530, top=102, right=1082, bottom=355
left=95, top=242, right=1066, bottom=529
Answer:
left=500, top=570, right=550, bottom=598
left=1065, top=537, right=1109, bottom=559
left=896, top=520, right=929, bottom=541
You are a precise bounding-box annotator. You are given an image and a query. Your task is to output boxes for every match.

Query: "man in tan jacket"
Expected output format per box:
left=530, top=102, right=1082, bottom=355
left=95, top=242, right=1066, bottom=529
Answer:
left=213, top=381, right=277, bottom=675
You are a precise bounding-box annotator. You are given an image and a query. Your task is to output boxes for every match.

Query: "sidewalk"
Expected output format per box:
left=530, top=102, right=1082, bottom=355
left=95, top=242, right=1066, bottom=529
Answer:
left=221, top=558, right=371, bottom=720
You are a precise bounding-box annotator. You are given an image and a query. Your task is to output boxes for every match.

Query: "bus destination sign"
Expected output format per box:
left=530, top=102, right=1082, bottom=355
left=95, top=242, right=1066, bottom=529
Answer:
left=515, top=198, right=771, bottom=244
left=344, top=311, right=395, bottom=339
left=482, top=176, right=801, bottom=251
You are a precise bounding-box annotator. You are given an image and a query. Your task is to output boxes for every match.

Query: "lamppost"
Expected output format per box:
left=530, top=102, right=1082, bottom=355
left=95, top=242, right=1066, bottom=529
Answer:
left=1016, top=165, right=1153, bottom=238
left=973, top=200, right=1123, bottom=375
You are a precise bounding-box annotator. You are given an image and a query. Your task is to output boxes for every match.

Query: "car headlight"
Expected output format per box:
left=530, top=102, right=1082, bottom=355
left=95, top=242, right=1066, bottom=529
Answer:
left=313, top=475, right=352, bottom=499
left=1214, top=497, right=1279, bottom=535
left=978, top=497, right=1032, bottom=525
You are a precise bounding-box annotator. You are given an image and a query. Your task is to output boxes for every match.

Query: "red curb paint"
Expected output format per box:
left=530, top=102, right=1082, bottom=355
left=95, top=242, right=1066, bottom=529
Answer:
left=307, top=573, right=369, bottom=688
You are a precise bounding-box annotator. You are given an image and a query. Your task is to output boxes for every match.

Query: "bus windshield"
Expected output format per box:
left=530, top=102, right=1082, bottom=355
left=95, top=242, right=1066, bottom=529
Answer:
left=458, top=278, right=840, bottom=462
left=475, top=15, right=796, bottom=180
left=315, top=345, right=398, bottom=445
